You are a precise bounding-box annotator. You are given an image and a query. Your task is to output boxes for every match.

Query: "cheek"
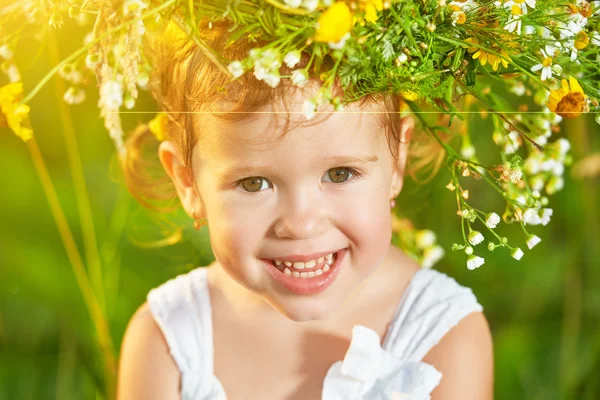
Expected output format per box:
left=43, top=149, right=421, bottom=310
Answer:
left=339, top=181, right=393, bottom=249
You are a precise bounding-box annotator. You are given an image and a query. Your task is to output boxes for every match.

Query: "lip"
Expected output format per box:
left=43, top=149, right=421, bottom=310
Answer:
left=262, top=248, right=347, bottom=295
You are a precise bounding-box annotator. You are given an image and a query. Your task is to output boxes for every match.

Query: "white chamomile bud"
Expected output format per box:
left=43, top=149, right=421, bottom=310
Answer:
left=467, top=255, right=485, bottom=270
left=531, top=190, right=541, bottom=199
left=248, top=48, right=262, bottom=61
left=526, top=234, right=541, bottom=249
left=0, top=44, right=13, bottom=60
left=416, top=230, right=437, bottom=249
left=501, top=237, right=508, bottom=245
left=396, top=53, right=408, bottom=64
left=468, top=230, right=484, bottom=246
left=446, top=181, right=456, bottom=191
left=283, top=50, right=302, bottom=68
left=541, top=197, right=549, bottom=206
left=546, top=176, right=564, bottom=194
left=100, top=80, right=123, bottom=109
left=511, top=247, right=524, bottom=260
left=85, top=53, right=101, bottom=70
left=302, top=0, right=319, bottom=12
left=461, top=145, right=475, bottom=159
left=137, top=71, right=149, bottom=88
left=485, top=212, right=501, bottom=229
left=291, top=69, right=309, bottom=88
left=452, top=243, right=465, bottom=251
left=421, top=245, right=445, bottom=269
left=123, top=0, right=148, bottom=16
left=530, top=175, right=544, bottom=192
left=227, top=61, right=245, bottom=78
left=488, top=242, right=496, bottom=251
left=556, top=138, right=571, bottom=155
left=63, top=86, right=85, bottom=105
left=257, top=48, right=282, bottom=70
left=124, top=92, right=135, bottom=110
left=284, top=0, right=302, bottom=7
left=302, top=98, right=318, bottom=120
left=5, top=63, right=20, bottom=82
left=465, top=246, right=474, bottom=255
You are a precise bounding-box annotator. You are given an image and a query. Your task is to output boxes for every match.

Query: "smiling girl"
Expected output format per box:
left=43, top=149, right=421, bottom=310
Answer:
left=116, top=16, right=493, bottom=400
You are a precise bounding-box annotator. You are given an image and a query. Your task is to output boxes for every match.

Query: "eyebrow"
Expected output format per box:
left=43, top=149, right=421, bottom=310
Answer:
left=216, top=154, right=379, bottom=181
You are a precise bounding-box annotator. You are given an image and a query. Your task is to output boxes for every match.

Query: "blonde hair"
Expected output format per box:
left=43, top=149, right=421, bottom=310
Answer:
left=120, top=18, right=446, bottom=213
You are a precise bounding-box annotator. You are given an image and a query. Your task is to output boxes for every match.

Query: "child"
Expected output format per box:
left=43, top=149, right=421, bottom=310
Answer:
left=116, top=16, right=493, bottom=400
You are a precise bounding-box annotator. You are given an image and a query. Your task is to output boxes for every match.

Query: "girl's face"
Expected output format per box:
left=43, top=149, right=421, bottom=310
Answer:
left=160, top=91, right=413, bottom=323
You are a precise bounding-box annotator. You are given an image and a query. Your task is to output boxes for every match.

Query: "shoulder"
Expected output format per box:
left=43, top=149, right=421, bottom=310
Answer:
left=422, top=310, right=494, bottom=400
left=117, top=302, right=181, bottom=400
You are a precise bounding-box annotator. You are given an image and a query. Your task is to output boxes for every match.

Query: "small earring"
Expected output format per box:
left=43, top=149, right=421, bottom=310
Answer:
left=191, top=207, right=206, bottom=230
left=390, top=199, right=396, bottom=208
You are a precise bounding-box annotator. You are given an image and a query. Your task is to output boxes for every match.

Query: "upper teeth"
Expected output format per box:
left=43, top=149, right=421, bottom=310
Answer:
left=274, top=252, right=334, bottom=269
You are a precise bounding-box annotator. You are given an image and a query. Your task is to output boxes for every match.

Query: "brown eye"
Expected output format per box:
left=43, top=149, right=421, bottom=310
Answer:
left=327, top=167, right=351, bottom=183
left=240, top=177, right=266, bottom=193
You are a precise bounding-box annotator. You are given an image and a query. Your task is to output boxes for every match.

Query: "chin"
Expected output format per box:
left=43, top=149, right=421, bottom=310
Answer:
left=263, top=295, right=334, bottom=323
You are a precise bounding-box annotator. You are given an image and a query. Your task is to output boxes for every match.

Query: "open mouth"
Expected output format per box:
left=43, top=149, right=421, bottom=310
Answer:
left=270, top=250, right=340, bottom=279
left=263, top=248, right=347, bottom=295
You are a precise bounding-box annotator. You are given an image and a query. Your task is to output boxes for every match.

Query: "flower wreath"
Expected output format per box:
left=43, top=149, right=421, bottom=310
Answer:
left=1, top=0, right=599, bottom=269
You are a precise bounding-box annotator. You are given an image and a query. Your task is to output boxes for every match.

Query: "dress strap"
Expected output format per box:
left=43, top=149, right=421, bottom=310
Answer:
left=147, top=267, right=222, bottom=399
left=382, top=269, right=484, bottom=362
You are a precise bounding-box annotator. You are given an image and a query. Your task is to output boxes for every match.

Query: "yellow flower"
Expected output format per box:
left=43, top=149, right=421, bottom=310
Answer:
left=0, top=82, right=33, bottom=142
left=315, top=2, right=353, bottom=44
left=148, top=112, right=169, bottom=141
left=574, top=30, right=589, bottom=50
left=465, top=37, right=511, bottom=71
left=354, top=0, right=384, bottom=26
left=400, top=90, right=418, bottom=101
left=547, top=77, right=587, bottom=119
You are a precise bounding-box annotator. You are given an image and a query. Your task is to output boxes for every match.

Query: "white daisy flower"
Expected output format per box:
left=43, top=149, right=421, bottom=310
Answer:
left=467, top=255, right=485, bottom=270
left=530, top=49, right=553, bottom=81
left=526, top=234, right=541, bottom=249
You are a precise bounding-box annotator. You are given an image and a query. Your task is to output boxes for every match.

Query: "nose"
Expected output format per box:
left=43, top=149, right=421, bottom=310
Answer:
left=273, top=189, right=327, bottom=239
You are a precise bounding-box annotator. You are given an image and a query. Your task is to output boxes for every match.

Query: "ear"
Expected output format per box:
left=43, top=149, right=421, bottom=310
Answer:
left=158, top=140, right=205, bottom=220
left=390, top=115, right=415, bottom=200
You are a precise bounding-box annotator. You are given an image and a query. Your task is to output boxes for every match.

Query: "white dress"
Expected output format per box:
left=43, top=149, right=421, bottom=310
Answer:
left=147, top=267, right=483, bottom=400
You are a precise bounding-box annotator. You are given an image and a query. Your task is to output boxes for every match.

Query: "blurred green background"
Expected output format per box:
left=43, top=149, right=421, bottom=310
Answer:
left=1, top=13, right=600, bottom=400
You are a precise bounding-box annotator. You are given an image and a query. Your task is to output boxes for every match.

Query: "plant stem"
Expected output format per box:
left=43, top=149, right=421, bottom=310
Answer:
left=26, top=136, right=116, bottom=399
left=47, top=28, right=107, bottom=313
